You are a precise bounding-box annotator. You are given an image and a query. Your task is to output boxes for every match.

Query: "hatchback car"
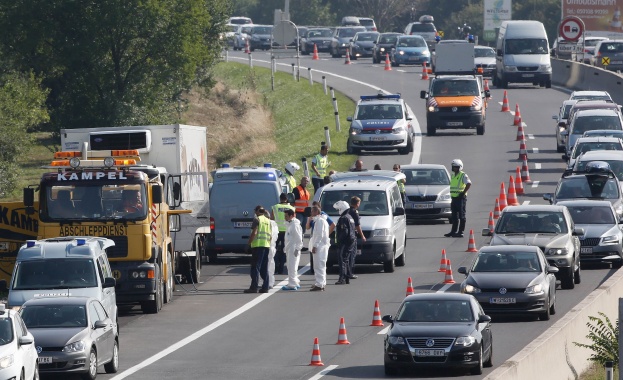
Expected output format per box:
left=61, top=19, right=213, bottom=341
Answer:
left=569, top=90, right=613, bottom=102
left=571, top=150, right=623, bottom=184
left=552, top=99, right=578, bottom=153
left=372, top=33, right=401, bottom=63
left=350, top=31, right=379, bottom=59
left=20, top=297, right=119, bottom=380
left=248, top=25, right=273, bottom=51
left=391, top=35, right=430, bottom=66
left=0, top=304, right=38, bottom=380
left=564, top=137, right=623, bottom=169
left=484, top=205, right=582, bottom=289
left=563, top=108, right=623, bottom=157
left=458, top=245, right=557, bottom=321
left=382, top=293, right=492, bottom=376
left=558, top=200, right=623, bottom=268
left=400, top=164, right=451, bottom=221
left=474, top=46, right=496, bottom=77
left=572, top=37, right=609, bottom=63
left=592, top=40, right=623, bottom=71
left=358, top=17, right=377, bottom=31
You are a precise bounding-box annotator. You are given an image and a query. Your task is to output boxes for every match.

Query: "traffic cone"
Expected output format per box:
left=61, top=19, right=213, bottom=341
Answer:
left=466, top=229, right=478, bottom=252
left=507, top=175, right=520, bottom=206
left=371, top=300, right=384, bottom=326
left=312, top=44, right=319, bottom=60
left=345, top=49, right=351, bottom=64
left=406, top=276, right=415, bottom=296
left=421, top=62, right=429, bottom=80
left=516, top=122, right=525, bottom=141
left=488, top=211, right=495, bottom=233
left=443, top=260, right=455, bottom=284
left=521, top=158, right=532, bottom=183
left=518, top=138, right=528, bottom=161
left=244, top=39, right=250, bottom=54
left=515, top=167, right=525, bottom=195
left=513, top=104, right=522, bottom=126
left=384, top=53, right=392, bottom=71
left=438, top=249, right=448, bottom=272
left=336, top=317, right=351, bottom=345
left=498, top=182, right=508, bottom=211
left=501, top=90, right=510, bottom=112
left=493, top=198, right=501, bottom=219
left=309, top=337, right=324, bottom=366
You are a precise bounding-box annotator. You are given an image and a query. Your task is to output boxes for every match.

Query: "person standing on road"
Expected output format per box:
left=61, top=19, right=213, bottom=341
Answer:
left=282, top=209, right=303, bottom=290
left=334, top=201, right=356, bottom=285
left=306, top=201, right=336, bottom=273
left=271, top=193, right=294, bottom=275
left=266, top=210, right=279, bottom=289
left=348, top=196, right=366, bottom=278
left=311, top=144, right=330, bottom=192
left=394, top=164, right=407, bottom=205
left=444, top=159, right=472, bottom=238
left=309, top=205, right=330, bottom=291
left=293, top=176, right=311, bottom=235
left=244, top=206, right=272, bottom=293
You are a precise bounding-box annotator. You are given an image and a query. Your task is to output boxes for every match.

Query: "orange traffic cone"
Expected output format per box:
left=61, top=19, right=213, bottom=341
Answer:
left=345, top=49, right=351, bottom=64
left=513, top=104, right=522, bottom=126
left=516, top=122, right=525, bottom=141
left=384, top=53, right=392, bottom=71
left=518, top=138, right=528, bottom=161
left=466, top=229, right=478, bottom=252
left=444, top=260, right=455, bottom=284
left=406, top=277, right=415, bottom=296
left=515, top=167, right=525, bottom=195
left=371, top=300, right=384, bottom=326
left=521, top=158, right=532, bottom=183
left=499, top=182, right=508, bottom=211
left=507, top=175, right=520, bottom=206
left=312, top=44, right=319, bottom=60
left=336, top=317, right=351, bottom=345
left=488, top=211, right=495, bottom=233
left=421, top=62, right=429, bottom=80
left=244, top=39, right=250, bottom=54
left=438, top=249, right=448, bottom=272
left=309, top=337, right=324, bottom=366
left=493, top=198, right=501, bottom=219
left=501, top=90, right=510, bottom=112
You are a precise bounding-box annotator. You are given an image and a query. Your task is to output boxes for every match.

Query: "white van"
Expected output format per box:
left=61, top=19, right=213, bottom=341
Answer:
left=8, top=237, right=117, bottom=323
left=494, top=20, right=552, bottom=89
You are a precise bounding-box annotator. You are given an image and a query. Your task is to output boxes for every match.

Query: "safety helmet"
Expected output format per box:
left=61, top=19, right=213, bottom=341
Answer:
left=451, top=159, right=463, bottom=170
left=285, top=162, right=300, bottom=175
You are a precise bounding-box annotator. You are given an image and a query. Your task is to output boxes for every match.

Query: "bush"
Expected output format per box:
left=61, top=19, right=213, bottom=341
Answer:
left=574, top=312, right=619, bottom=368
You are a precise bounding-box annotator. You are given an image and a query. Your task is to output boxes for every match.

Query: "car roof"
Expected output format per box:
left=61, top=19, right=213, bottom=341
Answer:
left=577, top=150, right=623, bottom=160
left=331, top=170, right=406, bottom=182
left=478, top=245, right=541, bottom=253
left=379, top=32, right=402, bottom=36
left=574, top=136, right=622, bottom=143
left=321, top=178, right=398, bottom=191
left=502, top=205, right=567, bottom=213
left=22, top=296, right=95, bottom=306
left=572, top=101, right=618, bottom=109
left=571, top=90, right=611, bottom=97
left=401, top=164, right=447, bottom=170
left=403, top=293, right=473, bottom=302
left=474, top=45, right=494, bottom=50
left=557, top=199, right=613, bottom=208
left=562, top=99, right=579, bottom=106
left=575, top=109, right=621, bottom=117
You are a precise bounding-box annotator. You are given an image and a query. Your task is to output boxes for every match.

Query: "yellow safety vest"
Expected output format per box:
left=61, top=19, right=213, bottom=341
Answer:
left=450, top=172, right=467, bottom=198
left=251, top=215, right=272, bottom=248
left=397, top=180, right=405, bottom=194
left=314, top=153, right=329, bottom=178
left=285, top=174, right=296, bottom=190
left=272, top=203, right=295, bottom=232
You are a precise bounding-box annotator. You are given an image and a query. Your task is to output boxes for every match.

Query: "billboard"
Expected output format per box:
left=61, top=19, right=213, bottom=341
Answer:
left=484, top=0, right=512, bottom=41
left=562, top=0, right=623, bottom=38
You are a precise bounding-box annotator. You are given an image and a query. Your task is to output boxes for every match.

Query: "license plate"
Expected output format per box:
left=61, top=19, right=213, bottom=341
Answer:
left=39, top=357, right=53, bottom=364
left=370, top=137, right=386, bottom=141
left=415, top=349, right=445, bottom=357
left=408, top=56, right=420, bottom=61
left=233, top=222, right=252, bottom=228
left=580, top=247, right=593, bottom=254
left=413, top=203, right=433, bottom=209
left=447, top=121, right=463, bottom=126
left=522, top=74, right=535, bottom=78
left=490, top=297, right=516, bottom=304
left=612, top=60, right=623, bottom=65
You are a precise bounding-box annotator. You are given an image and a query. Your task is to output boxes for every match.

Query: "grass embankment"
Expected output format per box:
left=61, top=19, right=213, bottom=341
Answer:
left=580, top=363, right=618, bottom=379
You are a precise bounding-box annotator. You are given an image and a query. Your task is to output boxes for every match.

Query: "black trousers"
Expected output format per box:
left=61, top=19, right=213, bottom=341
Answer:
left=274, top=232, right=286, bottom=274
left=450, top=196, right=467, bottom=234
left=338, top=242, right=356, bottom=280
left=312, top=177, right=324, bottom=192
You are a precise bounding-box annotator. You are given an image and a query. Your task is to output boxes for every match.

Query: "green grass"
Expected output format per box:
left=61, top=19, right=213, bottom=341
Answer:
left=580, top=363, right=618, bottom=379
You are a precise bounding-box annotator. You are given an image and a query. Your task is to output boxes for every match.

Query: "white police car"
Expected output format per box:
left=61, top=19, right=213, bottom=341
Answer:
left=0, top=304, right=38, bottom=380
left=346, top=93, right=415, bottom=155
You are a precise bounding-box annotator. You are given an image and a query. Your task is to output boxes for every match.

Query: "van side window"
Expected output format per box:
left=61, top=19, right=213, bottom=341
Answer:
left=391, top=185, right=402, bottom=209
left=96, top=259, right=105, bottom=283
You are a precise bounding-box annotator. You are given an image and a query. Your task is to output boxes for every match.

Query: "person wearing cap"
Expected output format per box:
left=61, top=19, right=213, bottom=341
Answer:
left=244, top=205, right=272, bottom=293
left=334, top=201, right=356, bottom=285
left=309, top=205, right=330, bottom=291
left=311, top=144, right=330, bottom=192
left=445, top=159, right=472, bottom=238
left=282, top=209, right=303, bottom=290
left=271, top=193, right=295, bottom=275
left=347, top=196, right=366, bottom=277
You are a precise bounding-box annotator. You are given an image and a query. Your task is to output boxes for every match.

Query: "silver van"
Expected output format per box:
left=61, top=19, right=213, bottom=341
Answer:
left=494, top=20, right=552, bottom=89
left=8, top=237, right=117, bottom=322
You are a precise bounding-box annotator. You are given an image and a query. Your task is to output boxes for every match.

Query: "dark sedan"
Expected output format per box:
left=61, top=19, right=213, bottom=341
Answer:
left=373, top=32, right=401, bottom=63
left=301, top=28, right=333, bottom=54
left=330, top=26, right=366, bottom=58
left=458, top=245, right=558, bottom=321
left=20, top=297, right=119, bottom=380
left=383, top=293, right=493, bottom=376
left=349, top=31, right=379, bottom=59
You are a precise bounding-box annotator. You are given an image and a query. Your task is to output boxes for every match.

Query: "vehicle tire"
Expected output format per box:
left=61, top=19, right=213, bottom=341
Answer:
left=500, top=75, right=509, bottom=89
left=384, top=245, right=396, bottom=273
left=33, top=364, right=39, bottom=380
left=372, top=55, right=378, bottom=64
left=164, top=252, right=173, bottom=304
left=141, top=264, right=162, bottom=314
left=546, top=79, right=552, bottom=88
left=384, top=363, right=398, bottom=376
left=550, top=295, right=556, bottom=315
left=492, top=73, right=498, bottom=87
left=483, top=342, right=493, bottom=367
left=561, top=267, right=575, bottom=290
left=190, top=252, right=201, bottom=283
left=104, top=340, right=119, bottom=373
left=556, top=144, right=565, bottom=153
left=427, top=124, right=436, bottom=136
left=83, top=348, right=98, bottom=380
left=395, top=238, right=406, bottom=267
left=207, top=250, right=218, bottom=264
left=613, top=260, right=622, bottom=269
left=574, top=262, right=581, bottom=284
left=476, top=125, right=485, bottom=135
left=406, top=136, right=414, bottom=153
left=398, top=146, right=409, bottom=155
left=471, top=347, right=484, bottom=375
left=539, top=296, right=551, bottom=321
left=352, top=55, right=357, bottom=60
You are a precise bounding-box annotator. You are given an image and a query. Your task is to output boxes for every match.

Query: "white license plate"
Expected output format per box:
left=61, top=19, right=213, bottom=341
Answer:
left=413, top=203, right=433, bottom=209
left=233, top=222, right=253, bottom=228
left=408, top=56, right=420, bottom=61
left=39, top=357, right=53, bottom=364
left=522, top=74, right=535, bottom=78
left=370, top=137, right=386, bottom=141
left=611, top=60, right=623, bottom=65
left=580, top=247, right=593, bottom=254
left=490, top=297, right=516, bottom=304
left=446, top=121, right=463, bottom=126
left=415, top=349, right=445, bottom=357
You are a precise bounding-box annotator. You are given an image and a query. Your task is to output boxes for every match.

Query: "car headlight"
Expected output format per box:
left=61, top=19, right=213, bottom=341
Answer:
left=399, top=50, right=405, bottom=55
left=350, top=127, right=362, bottom=135
left=547, top=248, right=568, bottom=255
left=463, top=284, right=481, bottom=294
left=380, top=47, right=385, bottom=52
left=388, top=336, right=405, bottom=345
left=539, top=64, right=552, bottom=72
left=525, top=284, right=544, bottom=294
left=422, top=51, right=430, bottom=56
left=504, top=66, right=517, bottom=72
left=440, top=194, right=451, bottom=201
left=372, top=228, right=391, bottom=237
left=63, top=340, right=87, bottom=353
left=392, top=127, right=405, bottom=134
left=427, top=106, right=439, bottom=112
left=341, top=43, right=347, bottom=47
left=471, top=104, right=483, bottom=111
left=455, top=336, right=476, bottom=347
left=602, top=235, right=619, bottom=245
left=616, top=204, right=623, bottom=216
left=0, top=354, right=13, bottom=369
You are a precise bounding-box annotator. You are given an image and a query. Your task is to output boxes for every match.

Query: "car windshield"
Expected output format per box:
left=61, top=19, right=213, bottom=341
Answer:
left=586, top=39, right=606, bottom=47
left=575, top=160, right=623, bottom=180
left=475, top=48, right=495, bottom=57
left=572, top=142, right=623, bottom=159
left=562, top=104, right=575, bottom=119
left=308, top=29, right=332, bottom=38
left=320, top=190, right=388, bottom=217
left=379, top=35, right=398, bottom=44
left=572, top=94, right=612, bottom=101
left=359, top=19, right=375, bottom=27
left=210, top=183, right=278, bottom=216
left=505, top=38, right=548, bottom=54
left=356, top=33, right=378, bottom=42
left=398, top=37, right=427, bottom=48
left=566, top=205, right=615, bottom=224
left=0, top=319, right=13, bottom=345
left=396, top=300, right=473, bottom=322
left=410, top=23, right=436, bottom=33
left=230, top=18, right=251, bottom=25
left=472, top=251, right=541, bottom=272
left=403, top=168, right=449, bottom=185
left=496, top=211, right=568, bottom=234
left=12, top=258, right=98, bottom=290
left=240, top=26, right=253, bottom=34
left=338, top=28, right=364, bottom=38
left=583, top=130, right=623, bottom=138
left=356, top=104, right=403, bottom=120
left=571, top=116, right=622, bottom=134
left=599, top=42, right=623, bottom=53
left=252, top=26, right=272, bottom=35
left=555, top=176, right=619, bottom=200
left=431, top=80, right=479, bottom=96
left=21, top=305, right=87, bottom=328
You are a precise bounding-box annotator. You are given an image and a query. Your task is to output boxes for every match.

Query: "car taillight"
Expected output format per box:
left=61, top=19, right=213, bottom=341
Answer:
left=210, top=217, right=215, bottom=230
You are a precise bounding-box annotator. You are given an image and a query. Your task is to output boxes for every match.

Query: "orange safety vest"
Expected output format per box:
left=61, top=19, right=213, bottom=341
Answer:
left=294, top=185, right=310, bottom=213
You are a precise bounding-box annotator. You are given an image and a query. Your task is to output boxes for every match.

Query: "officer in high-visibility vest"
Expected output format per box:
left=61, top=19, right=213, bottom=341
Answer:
left=293, top=176, right=311, bottom=234
left=311, top=144, right=330, bottom=192
left=271, top=193, right=295, bottom=275
left=444, top=159, right=472, bottom=238
left=283, top=162, right=299, bottom=191
left=244, top=205, right=272, bottom=293
left=393, top=164, right=406, bottom=205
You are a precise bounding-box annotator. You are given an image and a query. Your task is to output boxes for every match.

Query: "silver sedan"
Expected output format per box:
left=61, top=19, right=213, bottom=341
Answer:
left=401, top=164, right=451, bottom=222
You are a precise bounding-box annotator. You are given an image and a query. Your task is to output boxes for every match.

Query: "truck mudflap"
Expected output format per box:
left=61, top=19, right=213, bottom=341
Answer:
left=0, top=202, right=39, bottom=283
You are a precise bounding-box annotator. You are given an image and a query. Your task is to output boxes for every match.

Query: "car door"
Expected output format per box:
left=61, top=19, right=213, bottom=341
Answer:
left=390, top=185, right=406, bottom=255
left=89, top=301, right=112, bottom=361
left=97, top=255, right=116, bottom=321
left=475, top=301, right=493, bottom=356
left=93, top=300, right=115, bottom=362
left=15, top=314, right=37, bottom=379
left=539, top=251, right=556, bottom=303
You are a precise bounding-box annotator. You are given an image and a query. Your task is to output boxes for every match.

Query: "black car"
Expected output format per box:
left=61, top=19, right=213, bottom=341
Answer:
left=383, top=293, right=493, bottom=376
left=373, top=33, right=401, bottom=63
left=301, top=28, right=333, bottom=54
left=330, top=26, right=366, bottom=58
left=349, top=31, right=379, bottom=59
left=248, top=25, right=273, bottom=51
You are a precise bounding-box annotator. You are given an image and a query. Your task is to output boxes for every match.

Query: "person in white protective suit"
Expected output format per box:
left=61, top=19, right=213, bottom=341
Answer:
left=309, top=205, right=330, bottom=291
left=282, top=209, right=303, bottom=290
left=265, top=210, right=279, bottom=289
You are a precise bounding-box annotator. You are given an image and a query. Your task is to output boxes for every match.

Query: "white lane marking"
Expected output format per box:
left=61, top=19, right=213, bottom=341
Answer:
left=111, top=265, right=312, bottom=379
left=532, top=148, right=539, bottom=154
left=522, top=200, right=530, bottom=205
left=535, top=163, right=542, bottom=169
left=436, top=283, right=452, bottom=293
left=528, top=134, right=535, bottom=140
left=531, top=180, right=540, bottom=188
left=309, top=365, right=339, bottom=380
left=510, top=111, right=516, bottom=116
left=397, top=69, right=406, bottom=72
left=378, top=325, right=390, bottom=335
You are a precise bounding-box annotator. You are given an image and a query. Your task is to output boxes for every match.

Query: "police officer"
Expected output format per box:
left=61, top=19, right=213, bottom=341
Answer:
left=444, top=159, right=472, bottom=238
left=283, top=162, right=299, bottom=191
left=311, top=144, right=330, bottom=192
left=271, top=193, right=295, bottom=275
left=244, top=206, right=272, bottom=293
left=334, top=201, right=354, bottom=285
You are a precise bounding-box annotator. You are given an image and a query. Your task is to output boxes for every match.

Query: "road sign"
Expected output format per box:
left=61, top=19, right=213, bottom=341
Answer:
left=273, top=20, right=297, bottom=47
left=602, top=57, right=610, bottom=66
left=438, top=30, right=444, bottom=38
left=559, top=16, right=584, bottom=42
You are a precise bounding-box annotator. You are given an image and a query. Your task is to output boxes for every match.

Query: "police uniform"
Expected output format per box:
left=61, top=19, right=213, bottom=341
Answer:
left=447, top=169, right=471, bottom=237
left=272, top=202, right=294, bottom=274
left=247, top=214, right=271, bottom=292
left=312, top=152, right=329, bottom=192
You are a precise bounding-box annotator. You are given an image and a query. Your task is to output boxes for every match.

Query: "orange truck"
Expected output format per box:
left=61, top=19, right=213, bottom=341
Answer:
left=0, top=202, right=38, bottom=282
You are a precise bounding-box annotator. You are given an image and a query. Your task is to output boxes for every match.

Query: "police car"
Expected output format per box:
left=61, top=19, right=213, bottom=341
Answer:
left=346, top=93, right=415, bottom=155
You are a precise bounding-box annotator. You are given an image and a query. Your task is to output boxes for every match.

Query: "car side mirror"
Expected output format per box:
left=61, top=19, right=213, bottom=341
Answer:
left=19, top=336, right=33, bottom=345
left=94, top=320, right=107, bottom=329
left=420, top=90, right=428, bottom=99
left=547, top=266, right=559, bottom=274
left=478, top=315, right=492, bottom=323
left=458, top=266, right=468, bottom=274
left=543, top=193, right=552, bottom=202
left=382, top=315, right=393, bottom=323
left=482, top=228, right=492, bottom=236
left=347, top=116, right=353, bottom=122
left=406, top=116, right=413, bottom=121
left=573, top=227, right=585, bottom=236
left=103, top=277, right=116, bottom=288
left=394, top=207, right=405, bottom=216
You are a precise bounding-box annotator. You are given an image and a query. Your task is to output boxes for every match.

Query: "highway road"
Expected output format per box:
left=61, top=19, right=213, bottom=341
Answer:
left=86, top=51, right=618, bottom=380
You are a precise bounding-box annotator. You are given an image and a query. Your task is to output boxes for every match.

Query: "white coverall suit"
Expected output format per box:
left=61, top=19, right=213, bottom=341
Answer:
left=283, top=217, right=303, bottom=290
left=309, top=214, right=330, bottom=288
left=268, top=220, right=279, bottom=288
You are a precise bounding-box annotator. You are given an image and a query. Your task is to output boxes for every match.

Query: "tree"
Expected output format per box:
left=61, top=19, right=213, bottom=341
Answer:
left=0, top=0, right=231, bottom=131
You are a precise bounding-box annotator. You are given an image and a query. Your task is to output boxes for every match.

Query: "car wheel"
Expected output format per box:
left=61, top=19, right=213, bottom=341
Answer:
left=476, top=125, right=485, bottom=135
left=141, top=263, right=163, bottom=313
left=104, top=340, right=119, bottom=373
left=384, top=245, right=396, bottom=273
left=556, top=144, right=565, bottom=153
left=500, top=75, right=509, bottom=89
left=406, top=136, right=414, bottom=153
left=164, top=252, right=173, bottom=303
left=427, top=124, right=436, bottom=136
left=470, top=347, right=484, bottom=375
left=384, top=363, right=398, bottom=376
left=613, top=260, right=622, bottom=269
left=372, top=55, right=378, bottom=64
left=395, top=238, right=406, bottom=267
left=546, top=79, right=552, bottom=88
left=398, top=146, right=409, bottom=155
left=574, top=262, right=581, bottom=284
left=561, top=267, right=575, bottom=289
left=190, top=251, right=202, bottom=283
left=483, top=341, right=493, bottom=367
left=540, top=296, right=551, bottom=321
left=550, top=295, right=557, bottom=315
left=492, top=73, right=498, bottom=87
left=83, top=348, right=97, bottom=380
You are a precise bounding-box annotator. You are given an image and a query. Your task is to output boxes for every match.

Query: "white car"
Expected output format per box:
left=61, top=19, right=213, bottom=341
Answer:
left=0, top=304, right=38, bottom=380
